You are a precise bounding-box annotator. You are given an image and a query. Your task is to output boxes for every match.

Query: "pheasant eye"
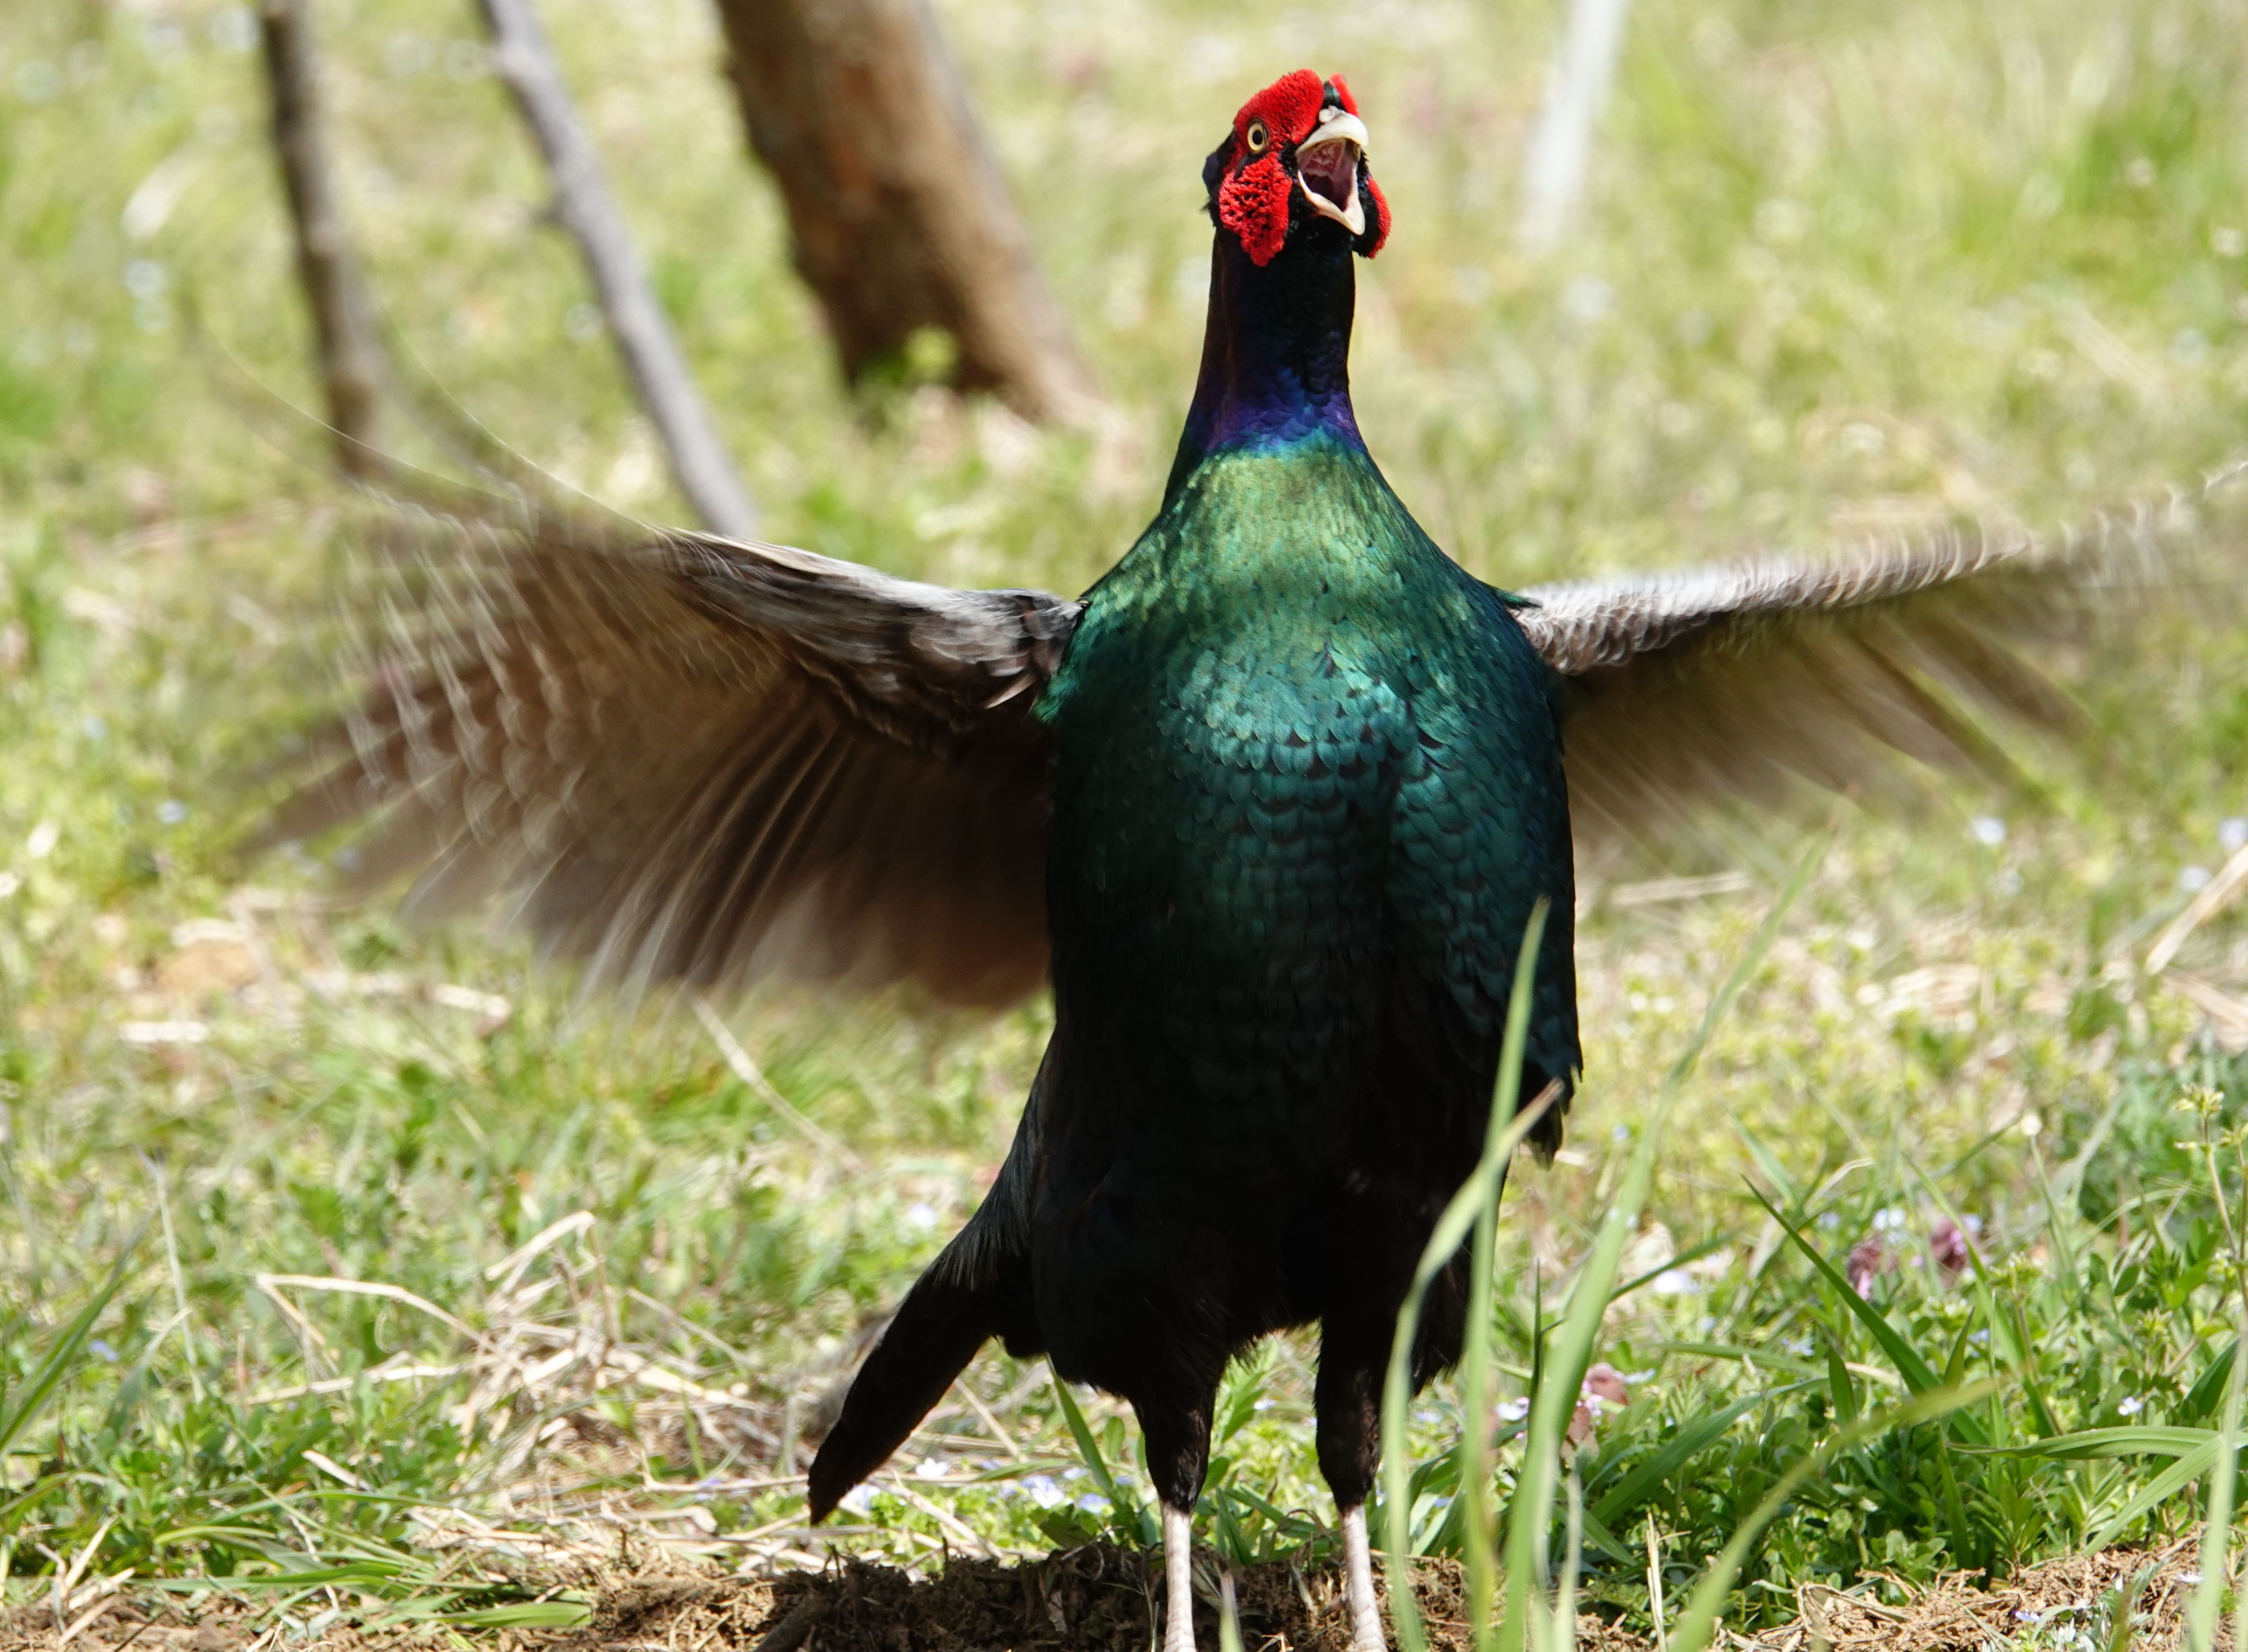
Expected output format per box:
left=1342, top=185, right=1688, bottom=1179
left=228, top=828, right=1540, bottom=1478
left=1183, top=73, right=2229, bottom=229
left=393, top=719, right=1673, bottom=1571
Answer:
left=1244, top=120, right=1268, bottom=155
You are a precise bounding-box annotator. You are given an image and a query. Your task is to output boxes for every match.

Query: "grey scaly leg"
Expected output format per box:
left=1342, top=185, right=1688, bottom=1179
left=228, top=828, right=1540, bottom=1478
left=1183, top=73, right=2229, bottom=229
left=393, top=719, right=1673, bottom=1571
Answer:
left=1163, top=1501, right=1199, bottom=1652
left=1340, top=1503, right=1386, bottom=1652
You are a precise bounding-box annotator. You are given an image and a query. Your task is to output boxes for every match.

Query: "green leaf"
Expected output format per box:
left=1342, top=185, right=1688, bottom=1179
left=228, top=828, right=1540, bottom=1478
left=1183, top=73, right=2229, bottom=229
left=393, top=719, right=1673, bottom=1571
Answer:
left=2182, top=1337, right=2240, bottom=1425
left=448, top=1601, right=594, bottom=1629
left=2087, top=1442, right=2219, bottom=1550
left=1972, top=1426, right=2215, bottom=1461
left=1825, top=1337, right=1858, bottom=1428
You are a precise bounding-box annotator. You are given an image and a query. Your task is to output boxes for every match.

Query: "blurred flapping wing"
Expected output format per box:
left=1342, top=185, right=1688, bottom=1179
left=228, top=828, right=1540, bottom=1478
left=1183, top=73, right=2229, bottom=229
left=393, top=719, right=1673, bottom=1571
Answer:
left=1514, top=474, right=2242, bottom=850
left=270, top=496, right=1082, bottom=1005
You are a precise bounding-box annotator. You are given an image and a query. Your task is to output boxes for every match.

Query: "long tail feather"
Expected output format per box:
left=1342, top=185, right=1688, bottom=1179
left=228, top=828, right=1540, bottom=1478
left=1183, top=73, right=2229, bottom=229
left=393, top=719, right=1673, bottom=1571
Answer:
left=807, top=1062, right=1048, bottom=1522
left=805, top=1259, right=1000, bottom=1522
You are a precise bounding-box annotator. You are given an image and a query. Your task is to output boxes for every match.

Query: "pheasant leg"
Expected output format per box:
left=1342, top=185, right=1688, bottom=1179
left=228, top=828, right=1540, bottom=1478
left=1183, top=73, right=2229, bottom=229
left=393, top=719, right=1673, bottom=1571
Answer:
left=1163, top=1502, right=1198, bottom=1652
left=1339, top=1503, right=1387, bottom=1652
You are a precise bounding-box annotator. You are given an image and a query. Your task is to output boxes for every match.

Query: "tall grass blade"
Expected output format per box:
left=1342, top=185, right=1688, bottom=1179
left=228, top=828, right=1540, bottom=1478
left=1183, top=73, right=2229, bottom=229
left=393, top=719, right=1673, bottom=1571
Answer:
left=1464, top=1079, right=1502, bottom=1649
left=1552, top=1468, right=1584, bottom=1652
left=1380, top=900, right=1553, bottom=1652
left=2187, top=1305, right=2246, bottom=1652
left=1496, top=836, right=1825, bottom=1652
left=1050, top=1371, right=1156, bottom=1546
left=0, top=1226, right=145, bottom=1459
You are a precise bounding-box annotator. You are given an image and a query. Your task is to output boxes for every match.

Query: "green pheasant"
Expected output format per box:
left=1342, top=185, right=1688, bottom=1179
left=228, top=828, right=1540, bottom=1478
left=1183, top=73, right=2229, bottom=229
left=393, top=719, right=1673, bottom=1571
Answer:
left=277, top=67, right=2234, bottom=1652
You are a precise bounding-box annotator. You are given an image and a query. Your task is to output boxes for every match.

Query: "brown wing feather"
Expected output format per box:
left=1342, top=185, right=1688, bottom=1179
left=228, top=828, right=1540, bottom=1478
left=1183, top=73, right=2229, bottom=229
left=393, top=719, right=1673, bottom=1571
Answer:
left=269, top=494, right=1081, bottom=1006
left=1514, top=467, right=2245, bottom=850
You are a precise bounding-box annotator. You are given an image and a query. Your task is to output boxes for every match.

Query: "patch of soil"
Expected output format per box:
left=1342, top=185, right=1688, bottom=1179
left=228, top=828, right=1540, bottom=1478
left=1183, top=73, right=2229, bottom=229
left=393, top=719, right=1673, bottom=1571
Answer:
left=1741, top=1534, right=2215, bottom=1651
left=0, top=1535, right=2217, bottom=1651
left=554, top=1547, right=1647, bottom=1652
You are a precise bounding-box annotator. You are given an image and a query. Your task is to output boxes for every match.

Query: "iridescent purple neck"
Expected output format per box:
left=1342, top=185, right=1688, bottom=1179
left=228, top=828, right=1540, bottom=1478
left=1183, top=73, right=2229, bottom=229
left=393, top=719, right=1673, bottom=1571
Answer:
left=1163, top=231, right=1364, bottom=506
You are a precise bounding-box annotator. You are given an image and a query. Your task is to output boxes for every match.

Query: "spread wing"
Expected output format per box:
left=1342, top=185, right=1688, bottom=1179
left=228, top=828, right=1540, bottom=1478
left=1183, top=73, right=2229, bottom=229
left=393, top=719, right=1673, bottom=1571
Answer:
left=269, top=493, right=1083, bottom=1005
left=1513, top=469, right=2243, bottom=851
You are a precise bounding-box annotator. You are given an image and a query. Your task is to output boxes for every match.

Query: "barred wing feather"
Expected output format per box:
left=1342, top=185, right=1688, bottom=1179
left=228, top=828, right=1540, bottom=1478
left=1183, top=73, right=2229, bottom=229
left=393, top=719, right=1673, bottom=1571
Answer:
left=1514, top=473, right=2241, bottom=849
left=269, top=497, right=1083, bottom=1005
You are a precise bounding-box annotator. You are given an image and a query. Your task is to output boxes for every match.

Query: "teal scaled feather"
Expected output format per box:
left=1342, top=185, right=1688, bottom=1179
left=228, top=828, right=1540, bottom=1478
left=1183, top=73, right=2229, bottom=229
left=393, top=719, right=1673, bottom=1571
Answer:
left=1043, top=432, right=1578, bottom=1166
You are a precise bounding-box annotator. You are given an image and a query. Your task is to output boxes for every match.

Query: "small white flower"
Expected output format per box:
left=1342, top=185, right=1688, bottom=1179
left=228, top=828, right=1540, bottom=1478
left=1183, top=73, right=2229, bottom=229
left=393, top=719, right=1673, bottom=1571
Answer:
left=904, top=1200, right=938, bottom=1231
left=1496, top=1397, right=1531, bottom=1423
left=2117, top=1395, right=2144, bottom=1416
left=839, top=1484, right=877, bottom=1516
left=1075, top=1492, right=1112, bottom=1515
left=1252, top=1398, right=1275, bottom=1412
left=1970, top=815, right=2007, bottom=847
left=1872, top=1207, right=1907, bottom=1233
left=1650, top=1267, right=1702, bottom=1296
left=915, top=1455, right=949, bottom=1480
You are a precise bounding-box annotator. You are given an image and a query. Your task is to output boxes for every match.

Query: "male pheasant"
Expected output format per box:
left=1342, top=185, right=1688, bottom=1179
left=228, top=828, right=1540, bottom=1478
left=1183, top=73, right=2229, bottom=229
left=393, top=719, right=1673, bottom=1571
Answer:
left=276, top=69, right=2229, bottom=1652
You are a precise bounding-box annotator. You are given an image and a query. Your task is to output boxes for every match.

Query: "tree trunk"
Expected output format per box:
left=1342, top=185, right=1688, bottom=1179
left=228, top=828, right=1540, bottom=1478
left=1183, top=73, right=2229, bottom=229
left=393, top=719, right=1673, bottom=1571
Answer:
left=713, top=0, right=1098, bottom=426
left=258, top=0, right=389, bottom=476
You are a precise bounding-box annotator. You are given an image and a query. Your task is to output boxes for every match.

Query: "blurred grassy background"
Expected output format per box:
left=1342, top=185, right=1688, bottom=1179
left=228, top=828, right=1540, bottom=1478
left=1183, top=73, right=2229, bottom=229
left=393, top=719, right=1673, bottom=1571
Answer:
left=4, top=0, right=2248, bottom=1633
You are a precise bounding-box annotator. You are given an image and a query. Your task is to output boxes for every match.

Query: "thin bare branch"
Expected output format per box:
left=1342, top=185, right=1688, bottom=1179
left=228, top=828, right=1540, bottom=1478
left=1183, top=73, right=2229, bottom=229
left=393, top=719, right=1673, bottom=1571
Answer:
left=476, top=0, right=760, bottom=537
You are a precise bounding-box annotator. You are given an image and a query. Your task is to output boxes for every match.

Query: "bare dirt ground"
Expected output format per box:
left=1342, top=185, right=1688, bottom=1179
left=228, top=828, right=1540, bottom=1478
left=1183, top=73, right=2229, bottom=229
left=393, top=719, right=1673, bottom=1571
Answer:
left=0, top=1536, right=2212, bottom=1652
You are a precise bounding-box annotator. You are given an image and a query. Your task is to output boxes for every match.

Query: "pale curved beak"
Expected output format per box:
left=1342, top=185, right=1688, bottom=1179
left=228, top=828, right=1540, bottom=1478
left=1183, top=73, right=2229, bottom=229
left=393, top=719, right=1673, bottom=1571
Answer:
left=1295, top=109, right=1369, bottom=237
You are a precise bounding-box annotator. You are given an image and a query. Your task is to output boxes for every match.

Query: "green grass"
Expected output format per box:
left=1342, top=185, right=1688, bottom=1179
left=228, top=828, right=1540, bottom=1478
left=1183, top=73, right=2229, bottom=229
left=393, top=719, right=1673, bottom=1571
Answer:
left=5, top=0, right=2248, bottom=1639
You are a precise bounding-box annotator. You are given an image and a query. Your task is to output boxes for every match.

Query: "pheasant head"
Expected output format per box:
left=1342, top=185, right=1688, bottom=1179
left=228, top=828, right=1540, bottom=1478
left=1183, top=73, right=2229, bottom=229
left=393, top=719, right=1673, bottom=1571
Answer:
left=1204, top=70, right=1390, bottom=267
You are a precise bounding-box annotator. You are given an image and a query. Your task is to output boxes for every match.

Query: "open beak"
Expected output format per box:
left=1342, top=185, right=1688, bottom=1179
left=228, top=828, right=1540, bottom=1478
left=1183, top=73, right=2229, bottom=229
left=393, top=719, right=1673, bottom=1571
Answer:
left=1295, top=109, right=1369, bottom=237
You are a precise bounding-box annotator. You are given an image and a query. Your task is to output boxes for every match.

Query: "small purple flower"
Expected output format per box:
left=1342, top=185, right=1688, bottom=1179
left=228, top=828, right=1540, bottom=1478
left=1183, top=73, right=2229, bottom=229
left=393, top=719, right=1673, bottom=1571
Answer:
left=1846, top=1234, right=1893, bottom=1296
left=1929, top=1216, right=1975, bottom=1278
left=1568, top=1362, right=1632, bottom=1445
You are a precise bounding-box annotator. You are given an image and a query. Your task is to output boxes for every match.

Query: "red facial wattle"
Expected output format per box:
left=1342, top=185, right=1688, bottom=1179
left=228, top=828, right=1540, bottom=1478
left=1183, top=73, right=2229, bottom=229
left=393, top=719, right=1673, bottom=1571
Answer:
left=1214, top=69, right=1387, bottom=267
left=1217, top=155, right=1294, bottom=267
